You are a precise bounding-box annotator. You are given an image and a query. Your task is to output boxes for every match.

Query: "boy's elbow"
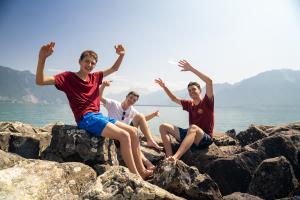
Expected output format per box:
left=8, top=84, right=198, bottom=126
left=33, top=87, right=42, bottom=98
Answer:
left=207, top=78, right=213, bottom=86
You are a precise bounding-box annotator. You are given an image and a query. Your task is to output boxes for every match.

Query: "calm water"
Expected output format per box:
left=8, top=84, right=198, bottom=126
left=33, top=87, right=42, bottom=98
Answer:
left=0, top=103, right=299, bottom=135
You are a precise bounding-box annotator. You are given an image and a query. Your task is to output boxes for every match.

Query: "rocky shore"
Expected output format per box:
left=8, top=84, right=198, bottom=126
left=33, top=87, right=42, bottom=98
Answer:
left=1, top=121, right=300, bottom=199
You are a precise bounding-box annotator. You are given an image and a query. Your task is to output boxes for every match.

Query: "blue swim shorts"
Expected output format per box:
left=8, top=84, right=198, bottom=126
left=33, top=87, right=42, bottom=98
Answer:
left=178, top=127, right=213, bottom=150
left=78, top=112, right=116, bottom=137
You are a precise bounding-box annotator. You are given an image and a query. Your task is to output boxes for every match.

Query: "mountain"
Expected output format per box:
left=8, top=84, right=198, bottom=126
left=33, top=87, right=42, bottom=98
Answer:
left=0, top=66, right=66, bottom=104
left=0, top=66, right=299, bottom=106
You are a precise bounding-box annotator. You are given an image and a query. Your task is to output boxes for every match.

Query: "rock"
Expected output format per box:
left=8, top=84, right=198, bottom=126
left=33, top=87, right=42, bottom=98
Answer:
left=248, top=156, right=299, bottom=200
left=225, top=129, right=237, bottom=138
left=0, top=159, right=97, bottom=199
left=0, top=150, right=25, bottom=170
left=152, top=160, right=222, bottom=200
left=219, top=145, right=243, bottom=155
left=213, top=132, right=239, bottom=146
left=236, top=125, right=268, bottom=146
left=41, top=124, right=118, bottom=168
left=141, top=141, right=165, bottom=164
left=223, top=192, right=263, bottom=200
left=0, top=122, right=52, bottom=158
left=181, top=143, right=226, bottom=173
left=207, top=150, right=263, bottom=195
left=248, top=134, right=300, bottom=181
left=83, top=166, right=185, bottom=200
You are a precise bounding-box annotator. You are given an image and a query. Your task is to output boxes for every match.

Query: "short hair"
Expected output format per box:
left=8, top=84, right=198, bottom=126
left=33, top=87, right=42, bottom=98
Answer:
left=79, top=50, right=98, bottom=63
left=187, top=81, right=201, bottom=89
left=127, top=91, right=139, bottom=98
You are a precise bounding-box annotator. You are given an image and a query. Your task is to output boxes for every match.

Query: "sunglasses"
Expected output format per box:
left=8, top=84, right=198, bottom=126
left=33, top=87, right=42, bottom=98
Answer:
left=121, top=111, right=126, bottom=120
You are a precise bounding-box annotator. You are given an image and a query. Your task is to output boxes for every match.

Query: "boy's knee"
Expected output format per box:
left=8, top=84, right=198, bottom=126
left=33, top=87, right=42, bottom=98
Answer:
left=135, top=113, right=145, bottom=121
left=118, top=130, right=131, bottom=143
left=159, top=123, right=170, bottom=134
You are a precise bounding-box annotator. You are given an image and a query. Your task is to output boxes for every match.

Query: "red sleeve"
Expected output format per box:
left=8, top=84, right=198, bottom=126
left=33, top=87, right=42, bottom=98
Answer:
left=181, top=99, right=192, bottom=111
left=203, top=94, right=214, bottom=111
left=54, top=71, right=69, bottom=91
left=94, top=71, right=103, bottom=86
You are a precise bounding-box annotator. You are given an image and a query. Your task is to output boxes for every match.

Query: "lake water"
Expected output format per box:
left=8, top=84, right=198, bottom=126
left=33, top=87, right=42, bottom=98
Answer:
left=0, top=103, right=299, bottom=135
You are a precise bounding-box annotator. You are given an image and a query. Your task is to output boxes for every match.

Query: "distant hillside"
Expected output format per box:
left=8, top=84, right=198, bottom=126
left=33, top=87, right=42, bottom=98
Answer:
left=0, top=66, right=299, bottom=106
left=0, top=66, right=66, bottom=104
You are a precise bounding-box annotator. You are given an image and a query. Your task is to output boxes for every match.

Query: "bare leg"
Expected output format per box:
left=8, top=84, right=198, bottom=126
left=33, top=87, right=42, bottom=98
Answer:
left=159, top=123, right=181, bottom=158
left=141, top=153, right=155, bottom=170
left=115, top=121, right=153, bottom=179
left=169, top=125, right=204, bottom=161
left=101, top=123, right=140, bottom=178
left=132, top=113, right=163, bottom=151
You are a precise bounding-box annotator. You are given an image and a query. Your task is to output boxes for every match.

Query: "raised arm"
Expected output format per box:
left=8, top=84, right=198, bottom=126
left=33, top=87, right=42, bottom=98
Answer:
left=155, top=78, right=181, bottom=105
left=103, top=44, right=125, bottom=77
left=36, top=42, right=56, bottom=85
left=99, top=80, right=112, bottom=104
left=178, top=60, right=213, bottom=99
left=145, top=110, right=159, bottom=121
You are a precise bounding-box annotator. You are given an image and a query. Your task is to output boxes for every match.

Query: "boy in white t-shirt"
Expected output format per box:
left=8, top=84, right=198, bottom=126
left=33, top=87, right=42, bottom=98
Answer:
left=99, top=80, right=163, bottom=169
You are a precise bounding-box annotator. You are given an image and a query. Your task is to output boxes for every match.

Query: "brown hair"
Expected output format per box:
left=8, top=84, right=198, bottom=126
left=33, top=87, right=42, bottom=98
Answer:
left=127, top=91, right=139, bottom=98
left=187, top=81, right=201, bottom=89
left=79, top=50, right=98, bottom=63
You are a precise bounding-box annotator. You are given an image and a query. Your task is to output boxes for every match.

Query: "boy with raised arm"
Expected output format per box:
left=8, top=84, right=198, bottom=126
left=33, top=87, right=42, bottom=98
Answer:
left=155, top=60, right=214, bottom=161
left=36, top=42, right=152, bottom=179
left=99, top=80, right=163, bottom=169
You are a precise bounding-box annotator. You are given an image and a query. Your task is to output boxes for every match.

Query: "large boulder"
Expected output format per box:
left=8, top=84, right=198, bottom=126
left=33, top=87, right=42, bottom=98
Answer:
left=0, top=149, right=25, bottom=170
left=236, top=125, right=268, bottom=146
left=248, top=156, right=299, bottom=200
left=223, top=192, right=263, bottom=200
left=0, top=121, right=51, bottom=158
left=83, top=166, right=185, bottom=200
left=213, top=132, right=239, bottom=146
left=206, top=149, right=263, bottom=195
left=41, top=124, right=118, bottom=168
left=0, top=159, right=97, bottom=199
left=152, top=160, right=222, bottom=200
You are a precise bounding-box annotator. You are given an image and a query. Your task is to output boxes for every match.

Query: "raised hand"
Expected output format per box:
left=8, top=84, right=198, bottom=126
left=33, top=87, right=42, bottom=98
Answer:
left=155, top=78, right=166, bottom=88
left=102, top=80, right=112, bottom=87
left=153, top=110, right=160, bottom=117
left=178, top=59, right=193, bottom=72
left=39, top=42, right=55, bottom=59
left=114, top=44, right=125, bottom=56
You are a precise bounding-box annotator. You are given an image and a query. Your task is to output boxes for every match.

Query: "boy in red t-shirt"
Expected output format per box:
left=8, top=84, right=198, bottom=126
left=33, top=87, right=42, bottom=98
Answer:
left=36, top=42, right=152, bottom=179
left=155, top=60, right=214, bottom=161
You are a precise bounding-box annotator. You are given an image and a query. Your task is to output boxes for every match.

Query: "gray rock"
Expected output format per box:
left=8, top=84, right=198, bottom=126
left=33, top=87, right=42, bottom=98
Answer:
left=0, top=159, right=97, bottom=200
left=0, top=149, right=25, bottom=170
left=152, top=160, right=222, bottom=200
left=236, top=125, right=268, bottom=146
left=223, top=192, right=263, bottom=200
left=248, top=156, right=299, bottom=200
left=213, top=132, right=239, bottom=146
left=83, top=166, right=185, bottom=200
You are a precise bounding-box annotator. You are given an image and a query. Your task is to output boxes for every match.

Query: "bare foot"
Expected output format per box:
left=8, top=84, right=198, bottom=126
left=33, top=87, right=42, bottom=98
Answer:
left=141, top=169, right=153, bottom=180
left=166, top=156, right=177, bottom=162
left=146, top=140, right=164, bottom=151
left=144, top=159, right=156, bottom=170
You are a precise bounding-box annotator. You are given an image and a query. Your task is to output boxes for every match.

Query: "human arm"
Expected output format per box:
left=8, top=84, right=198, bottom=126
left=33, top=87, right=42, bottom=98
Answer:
left=155, top=78, right=182, bottom=105
left=178, top=59, right=213, bottom=99
left=145, top=110, right=159, bottom=121
left=103, top=44, right=125, bottom=77
left=99, top=80, right=112, bottom=105
left=35, top=42, right=56, bottom=85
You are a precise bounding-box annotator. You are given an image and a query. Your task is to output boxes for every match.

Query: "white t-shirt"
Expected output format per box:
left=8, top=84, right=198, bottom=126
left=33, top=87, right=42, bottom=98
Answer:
left=104, top=98, right=139, bottom=124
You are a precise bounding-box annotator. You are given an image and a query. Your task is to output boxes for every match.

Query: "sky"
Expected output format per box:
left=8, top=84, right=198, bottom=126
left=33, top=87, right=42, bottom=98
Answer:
left=0, top=0, right=300, bottom=94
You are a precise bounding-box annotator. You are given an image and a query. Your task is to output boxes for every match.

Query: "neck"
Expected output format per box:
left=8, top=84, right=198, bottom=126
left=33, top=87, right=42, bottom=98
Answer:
left=121, top=101, right=130, bottom=110
left=76, top=70, right=88, bottom=81
left=193, top=96, right=202, bottom=105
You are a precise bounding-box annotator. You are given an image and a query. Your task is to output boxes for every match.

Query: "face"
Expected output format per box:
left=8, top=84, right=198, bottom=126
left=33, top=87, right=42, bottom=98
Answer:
left=188, top=85, right=201, bottom=99
left=79, top=56, right=97, bottom=73
left=125, top=94, right=139, bottom=106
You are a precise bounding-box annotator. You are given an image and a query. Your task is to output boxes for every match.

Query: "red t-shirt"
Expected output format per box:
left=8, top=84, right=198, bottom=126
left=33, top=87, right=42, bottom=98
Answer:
left=54, top=71, right=103, bottom=123
left=181, top=95, right=214, bottom=137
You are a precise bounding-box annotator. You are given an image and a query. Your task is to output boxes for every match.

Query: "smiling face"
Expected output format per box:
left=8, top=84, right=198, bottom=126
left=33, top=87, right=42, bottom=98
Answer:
left=79, top=50, right=98, bottom=74
left=125, top=92, right=139, bottom=106
left=187, top=82, right=201, bottom=100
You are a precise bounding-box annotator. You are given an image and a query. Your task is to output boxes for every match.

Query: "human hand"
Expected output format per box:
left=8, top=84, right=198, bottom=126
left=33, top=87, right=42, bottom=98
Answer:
left=39, top=42, right=55, bottom=59
left=178, top=59, right=193, bottom=71
left=154, top=78, right=166, bottom=88
left=102, top=80, right=112, bottom=87
left=153, top=110, right=160, bottom=117
left=115, top=44, right=125, bottom=56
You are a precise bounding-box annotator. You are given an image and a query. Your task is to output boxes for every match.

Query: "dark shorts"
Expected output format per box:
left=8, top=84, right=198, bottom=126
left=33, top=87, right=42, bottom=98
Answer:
left=178, top=127, right=213, bottom=150
left=78, top=112, right=116, bottom=137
